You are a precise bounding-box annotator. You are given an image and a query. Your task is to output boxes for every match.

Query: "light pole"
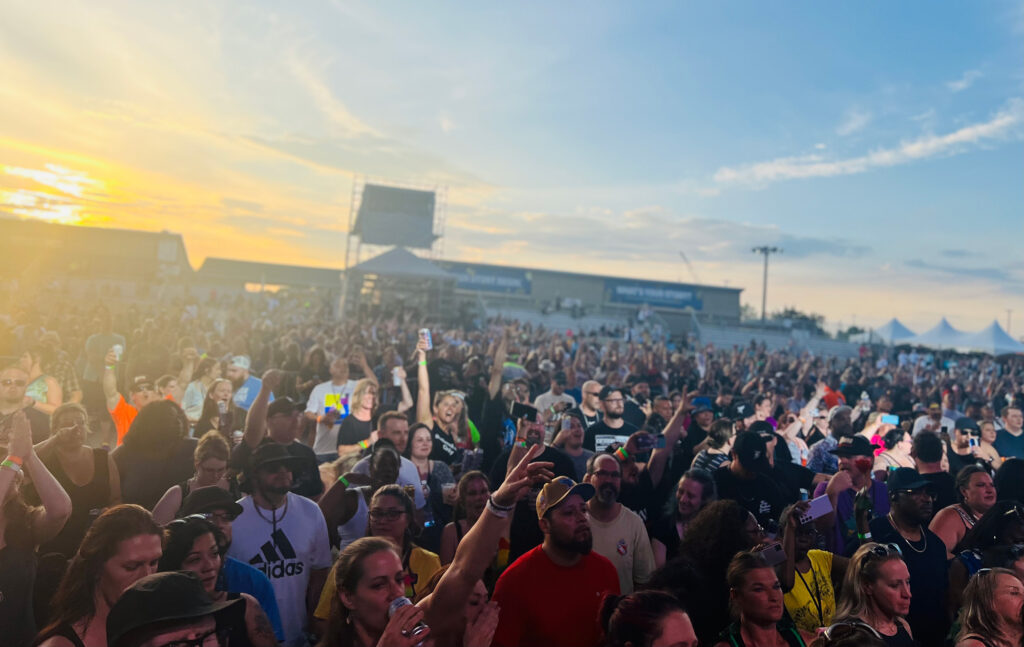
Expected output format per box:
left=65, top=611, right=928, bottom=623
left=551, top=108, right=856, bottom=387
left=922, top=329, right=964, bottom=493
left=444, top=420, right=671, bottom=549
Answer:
left=751, top=246, right=781, bottom=324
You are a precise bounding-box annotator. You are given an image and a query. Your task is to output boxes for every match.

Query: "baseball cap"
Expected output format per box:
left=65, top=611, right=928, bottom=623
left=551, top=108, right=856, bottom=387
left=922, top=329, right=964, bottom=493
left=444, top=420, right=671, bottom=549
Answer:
left=827, top=405, right=852, bottom=424
left=732, top=431, right=770, bottom=473
left=729, top=400, right=753, bottom=420
left=128, top=376, right=155, bottom=393
left=927, top=402, right=942, bottom=411
left=691, top=397, right=713, bottom=414
left=599, top=385, right=623, bottom=401
left=179, top=486, right=244, bottom=518
left=266, top=396, right=303, bottom=418
left=536, top=476, right=595, bottom=520
left=954, top=417, right=981, bottom=434
left=828, top=435, right=879, bottom=457
left=887, top=467, right=932, bottom=493
left=539, top=359, right=556, bottom=373
left=230, top=355, right=251, bottom=370
left=106, top=571, right=242, bottom=647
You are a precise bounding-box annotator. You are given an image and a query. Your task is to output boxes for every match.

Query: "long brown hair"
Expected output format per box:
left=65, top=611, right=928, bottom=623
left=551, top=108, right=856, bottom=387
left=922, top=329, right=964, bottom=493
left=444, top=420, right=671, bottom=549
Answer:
left=43, top=504, right=162, bottom=634
left=956, top=567, right=1022, bottom=645
left=319, top=537, right=399, bottom=647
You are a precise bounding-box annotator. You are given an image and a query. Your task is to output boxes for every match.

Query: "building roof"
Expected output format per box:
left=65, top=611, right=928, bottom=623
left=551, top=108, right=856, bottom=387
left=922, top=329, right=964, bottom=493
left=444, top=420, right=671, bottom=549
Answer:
left=348, top=247, right=454, bottom=280
left=196, top=257, right=341, bottom=287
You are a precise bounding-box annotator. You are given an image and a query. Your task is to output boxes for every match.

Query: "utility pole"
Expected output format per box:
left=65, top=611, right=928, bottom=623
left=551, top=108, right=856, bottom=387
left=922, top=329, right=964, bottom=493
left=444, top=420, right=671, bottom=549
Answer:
left=751, top=246, right=781, bottom=325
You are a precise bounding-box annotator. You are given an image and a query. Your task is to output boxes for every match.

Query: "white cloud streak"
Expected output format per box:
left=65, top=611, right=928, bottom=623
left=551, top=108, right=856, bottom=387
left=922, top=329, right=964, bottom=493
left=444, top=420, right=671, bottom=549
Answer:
left=713, top=99, right=1024, bottom=187
left=836, top=109, right=872, bottom=136
left=946, top=69, right=983, bottom=93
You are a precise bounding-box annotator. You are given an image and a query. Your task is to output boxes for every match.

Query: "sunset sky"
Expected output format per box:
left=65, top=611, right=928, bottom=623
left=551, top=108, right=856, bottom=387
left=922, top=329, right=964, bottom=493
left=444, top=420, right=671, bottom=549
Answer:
left=1, top=1, right=1022, bottom=333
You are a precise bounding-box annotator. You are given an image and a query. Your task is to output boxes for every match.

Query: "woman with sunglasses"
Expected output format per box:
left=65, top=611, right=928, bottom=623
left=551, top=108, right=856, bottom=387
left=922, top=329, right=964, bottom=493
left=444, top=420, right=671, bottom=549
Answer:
left=158, top=516, right=278, bottom=647
left=955, top=567, right=1024, bottom=647
left=152, top=430, right=237, bottom=526
left=713, top=551, right=816, bottom=647
left=778, top=504, right=849, bottom=633
left=833, top=542, right=917, bottom=647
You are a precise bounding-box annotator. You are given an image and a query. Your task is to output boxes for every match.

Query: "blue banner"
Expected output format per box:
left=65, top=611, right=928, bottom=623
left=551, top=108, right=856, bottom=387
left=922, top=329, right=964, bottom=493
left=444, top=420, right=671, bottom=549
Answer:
left=605, top=278, right=703, bottom=310
left=440, top=263, right=532, bottom=294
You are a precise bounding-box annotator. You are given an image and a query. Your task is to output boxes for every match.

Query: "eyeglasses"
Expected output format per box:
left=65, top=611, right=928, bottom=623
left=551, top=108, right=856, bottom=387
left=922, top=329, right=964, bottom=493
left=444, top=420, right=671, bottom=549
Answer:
left=603, top=398, right=624, bottom=404
left=201, top=511, right=237, bottom=523
left=369, top=508, right=406, bottom=521
left=584, top=391, right=601, bottom=397
left=591, top=470, right=621, bottom=479
left=0, top=379, right=26, bottom=387
left=895, top=488, right=937, bottom=500
left=823, top=620, right=882, bottom=640
left=155, top=627, right=227, bottom=647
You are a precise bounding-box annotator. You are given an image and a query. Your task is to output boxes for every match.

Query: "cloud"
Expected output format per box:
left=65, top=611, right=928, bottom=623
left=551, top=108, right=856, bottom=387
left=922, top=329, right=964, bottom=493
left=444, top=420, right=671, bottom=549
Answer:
left=939, top=248, right=977, bottom=259
left=836, top=109, right=872, bottom=136
left=904, top=259, right=1022, bottom=285
left=946, top=69, right=983, bottom=93
left=713, top=99, right=1024, bottom=187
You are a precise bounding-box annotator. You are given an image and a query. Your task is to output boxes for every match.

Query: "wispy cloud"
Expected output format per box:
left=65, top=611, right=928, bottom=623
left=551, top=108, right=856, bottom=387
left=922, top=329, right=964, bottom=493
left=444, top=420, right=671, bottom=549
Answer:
left=905, top=258, right=1022, bottom=286
left=946, top=69, right=983, bottom=93
left=836, top=108, right=872, bottom=136
left=713, top=99, right=1024, bottom=187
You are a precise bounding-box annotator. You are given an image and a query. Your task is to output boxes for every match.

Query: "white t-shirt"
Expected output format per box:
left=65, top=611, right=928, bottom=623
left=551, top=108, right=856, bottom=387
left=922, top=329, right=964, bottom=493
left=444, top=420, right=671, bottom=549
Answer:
left=228, top=493, right=333, bottom=647
left=912, top=414, right=956, bottom=436
left=307, top=379, right=358, bottom=454
left=589, top=505, right=656, bottom=595
left=534, top=390, right=577, bottom=414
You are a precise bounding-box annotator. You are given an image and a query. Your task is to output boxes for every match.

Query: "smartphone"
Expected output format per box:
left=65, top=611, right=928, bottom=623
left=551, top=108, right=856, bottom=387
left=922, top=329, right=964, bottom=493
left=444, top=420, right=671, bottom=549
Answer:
left=881, top=414, right=899, bottom=426
left=798, top=494, right=834, bottom=525
left=634, top=433, right=666, bottom=452
left=511, top=402, right=538, bottom=422
left=969, top=437, right=979, bottom=449
left=758, top=542, right=787, bottom=567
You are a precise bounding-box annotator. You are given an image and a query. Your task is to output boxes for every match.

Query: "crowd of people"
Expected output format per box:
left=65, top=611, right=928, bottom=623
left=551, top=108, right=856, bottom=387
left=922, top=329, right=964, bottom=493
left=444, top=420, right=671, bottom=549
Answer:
left=3, top=288, right=1024, bottom=647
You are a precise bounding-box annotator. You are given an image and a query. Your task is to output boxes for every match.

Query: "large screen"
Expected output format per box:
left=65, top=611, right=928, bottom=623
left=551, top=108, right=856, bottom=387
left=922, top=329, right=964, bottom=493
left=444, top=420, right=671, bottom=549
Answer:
left=353, top=185, right=436, bottom=249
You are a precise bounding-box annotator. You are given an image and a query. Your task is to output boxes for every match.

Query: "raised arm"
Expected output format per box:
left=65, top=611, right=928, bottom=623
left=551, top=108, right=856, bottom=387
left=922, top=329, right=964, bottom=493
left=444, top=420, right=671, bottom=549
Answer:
left=243, top=369, right=281, bottom=449
left=488, top=331, right=509, bottom=401
left=394, top=366, right=414, bottom=414
left=174, top=348, right=199, bottom=403
left=11, top=412, right=73, bottom=545
left=645, top=396, right=688, bottom=487
left=415, top=340, right=433, bottom=427
left=102, top=348, right=121, bottom=412
left=421, top=444, right=553, bottom=637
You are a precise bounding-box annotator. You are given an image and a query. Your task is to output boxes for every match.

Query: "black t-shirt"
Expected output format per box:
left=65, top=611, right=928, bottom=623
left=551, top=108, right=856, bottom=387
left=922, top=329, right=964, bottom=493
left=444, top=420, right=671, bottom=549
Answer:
left=622, top=398, right=647, bottom=429
left=771, top=462, right=816, bottom=504
left=649, top=514, right=681, bottom=563
left=869, top=516, right=948, bottom=647
left=713, top=466, right=787, bottom=526
left=230, top=439, right=324, bottom=499
left=488, top=445, right=577, bottom=563
left=429, top=422, right=461, bottom=466
left=619, top=468, right=658, bottom=524
left=584, top=420, right=638, bottom=452
left=920, top=471, right=957, bottom=521
left=338, top=416, right=373, bottom=445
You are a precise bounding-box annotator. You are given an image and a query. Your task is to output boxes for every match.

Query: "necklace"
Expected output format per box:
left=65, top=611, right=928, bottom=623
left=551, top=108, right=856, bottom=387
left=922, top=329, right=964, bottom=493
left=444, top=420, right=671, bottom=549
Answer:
left=254, top=496, right=289, bottom=537
left=888, top=512, right=927, bottom=553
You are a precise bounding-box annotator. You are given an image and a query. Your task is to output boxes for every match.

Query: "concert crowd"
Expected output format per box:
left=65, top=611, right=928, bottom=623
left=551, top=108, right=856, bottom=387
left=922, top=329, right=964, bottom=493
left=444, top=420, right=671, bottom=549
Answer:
left=3, top=287, right=1024, bottom=647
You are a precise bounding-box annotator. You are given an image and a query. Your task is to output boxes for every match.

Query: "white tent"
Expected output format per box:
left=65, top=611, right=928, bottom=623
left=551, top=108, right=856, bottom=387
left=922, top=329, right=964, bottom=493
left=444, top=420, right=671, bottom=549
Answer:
left=869, top=318, right=916, bottom=344
left=960, top=320, right=1024, bottom=356
left=908, top=318, right=969, bottom=350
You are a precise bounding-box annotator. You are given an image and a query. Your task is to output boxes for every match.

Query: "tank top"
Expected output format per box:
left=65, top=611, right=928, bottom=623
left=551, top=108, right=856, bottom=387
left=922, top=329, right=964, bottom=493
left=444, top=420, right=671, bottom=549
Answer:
left=0, top=546, right=37, bottom=647
left=717, top=621, right=807, bottom=647
left=39, top=448, right=110, bottom=559
left=25, top=376, right=48, bottom=404
left=954, top=504, right=978, bottom=531
left=32, top=623, right=86, bottom=647
left=337, top=487, right=369, bottom=551
left=879, top=621, right=918, bottom=647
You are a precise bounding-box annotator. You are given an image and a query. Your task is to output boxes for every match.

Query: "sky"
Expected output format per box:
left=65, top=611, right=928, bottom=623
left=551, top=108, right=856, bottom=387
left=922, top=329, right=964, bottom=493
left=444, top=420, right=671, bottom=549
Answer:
left=1, top=1, right=1022, bottom=334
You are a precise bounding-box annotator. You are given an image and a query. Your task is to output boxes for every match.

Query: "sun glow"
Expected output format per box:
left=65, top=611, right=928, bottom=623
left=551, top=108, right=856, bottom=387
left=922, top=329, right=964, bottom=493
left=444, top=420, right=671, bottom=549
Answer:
left=1, top=163, right=106, bottom=224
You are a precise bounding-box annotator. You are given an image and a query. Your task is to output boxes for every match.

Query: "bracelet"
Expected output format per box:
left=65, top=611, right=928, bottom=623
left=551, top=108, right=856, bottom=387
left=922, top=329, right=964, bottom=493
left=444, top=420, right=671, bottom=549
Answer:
left=486, top=498, right=511, bottom=518
left=857, top=532, right=872, bottom=540
left=0, top=460, right=22, bottom=474
left=418, top=360, right=427, bottom=366
left=488, top=495, right=515, bottom=511
left=105, top=365, right=115, bottom=370
left=614, top=446, right=629, bottom=462
left=358, top=440, right=369, bottom=450
left=4, top=455, right=23, bottom=467
left=336, top=475, right=349, bottom=488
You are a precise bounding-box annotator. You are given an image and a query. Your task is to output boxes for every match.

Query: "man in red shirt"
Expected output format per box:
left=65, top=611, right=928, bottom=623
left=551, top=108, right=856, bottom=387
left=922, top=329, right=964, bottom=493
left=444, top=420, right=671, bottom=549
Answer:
left=492, top=476, right=620, bottom=647
left=103, top=348, right=160, bottom=446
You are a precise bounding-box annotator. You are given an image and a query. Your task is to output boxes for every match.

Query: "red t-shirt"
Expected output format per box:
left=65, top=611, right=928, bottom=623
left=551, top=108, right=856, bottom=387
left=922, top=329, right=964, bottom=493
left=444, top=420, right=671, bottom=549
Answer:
left=492, top=545, right=619, bottom=647
left=822, top=387, right=846, bottom=410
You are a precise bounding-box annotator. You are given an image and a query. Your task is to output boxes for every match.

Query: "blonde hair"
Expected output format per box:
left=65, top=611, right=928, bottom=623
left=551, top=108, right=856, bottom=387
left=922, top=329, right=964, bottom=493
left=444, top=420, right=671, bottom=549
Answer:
left=195, top=430, right=230, bottom=464
left=835, top=543, right=906, bottom=621
left=956, top=568, right=1022, bottom=645
left=351, top=378, right=378, bottom=414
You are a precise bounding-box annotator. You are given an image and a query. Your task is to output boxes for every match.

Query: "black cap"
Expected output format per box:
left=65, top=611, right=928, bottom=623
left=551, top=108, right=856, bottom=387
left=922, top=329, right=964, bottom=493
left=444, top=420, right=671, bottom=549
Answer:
left=249, top=442, right=303, bottom=473
left=733, top=432, right=770, bottom=473
left=107, top=571, right=241, bottom=647
left=828, top=435, right=879, bottom=457
left=266, top=396, right=303, bottom=418
left=179, top=486, right=243, bottom=518
left=748, top=420, right=776, bottom=437
left=599, top=385, right=623, bottom=401
left=729, top=400, right=753, bottom=420
left=954, top=417, right=981, bottom=434
left=887, top=467, right=932, bottom=493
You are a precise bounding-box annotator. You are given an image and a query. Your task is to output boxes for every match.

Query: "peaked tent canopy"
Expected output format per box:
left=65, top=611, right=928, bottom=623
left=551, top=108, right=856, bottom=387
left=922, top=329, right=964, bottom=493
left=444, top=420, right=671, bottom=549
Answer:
left=960, top=321, right=1024, bottom=356
left=908, top=318, right=969, bottom=350
left=871, top=318, right=916, bottom=344
left=346, top=247, right=454, bottom=280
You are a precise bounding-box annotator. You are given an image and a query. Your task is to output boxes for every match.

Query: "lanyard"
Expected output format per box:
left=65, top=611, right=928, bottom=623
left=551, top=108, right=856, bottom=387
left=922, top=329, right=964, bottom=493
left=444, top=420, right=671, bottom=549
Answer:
left=796, top=567, right=824, bottom=627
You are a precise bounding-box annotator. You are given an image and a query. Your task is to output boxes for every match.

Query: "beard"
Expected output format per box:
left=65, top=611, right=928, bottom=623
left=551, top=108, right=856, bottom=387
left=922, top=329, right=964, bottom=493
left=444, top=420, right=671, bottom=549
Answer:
left=604, top=409, right=622, bottom=421
left=596, top=484, right=619, bottom=506
left=552, top=528, right=593, bottom=555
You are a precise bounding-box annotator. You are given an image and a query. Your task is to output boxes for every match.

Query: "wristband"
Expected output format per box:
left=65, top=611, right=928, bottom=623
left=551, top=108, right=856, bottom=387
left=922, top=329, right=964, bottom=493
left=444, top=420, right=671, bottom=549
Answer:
left=486, top=498, right=511, bottom=518
left=336, top=475, right=350, bottom=488
left=488, top=496, right=514, bottom=511
left=4, top=455, right=23, bottom=467
left=358, top=440, right=369, bottom=450
left=0, top=460, right=22, bottom=474
left=418, top=360, right=427, bottom=366
left=858, top=532, right=872, bottom=540
left=614, top=446, right=629, bottom=462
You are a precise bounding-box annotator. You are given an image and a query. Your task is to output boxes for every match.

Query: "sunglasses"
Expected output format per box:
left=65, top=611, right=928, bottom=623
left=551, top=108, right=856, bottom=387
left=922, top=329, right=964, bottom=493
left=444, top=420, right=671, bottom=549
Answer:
left=823, top=620, right=882, bottom=640
left=863, top=542, right=903, bottom=567
left=0, top=379, right=26, bottom=387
